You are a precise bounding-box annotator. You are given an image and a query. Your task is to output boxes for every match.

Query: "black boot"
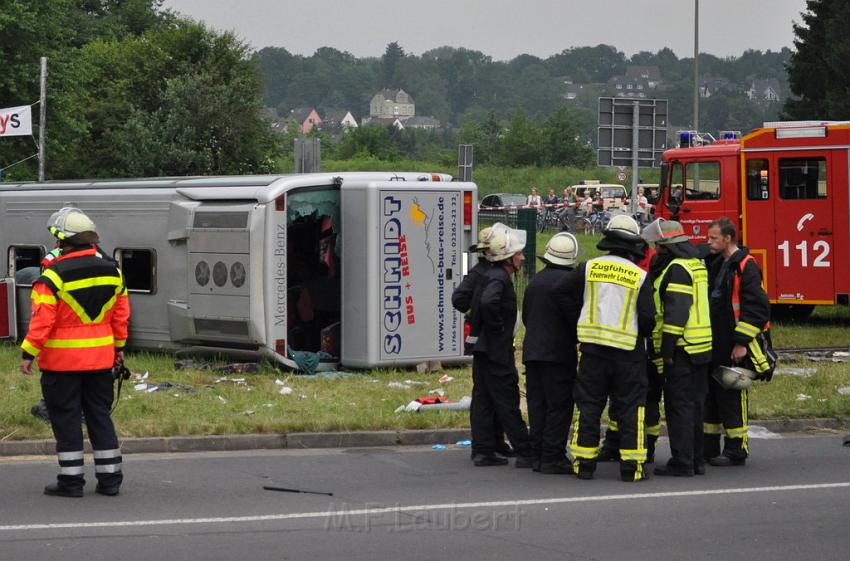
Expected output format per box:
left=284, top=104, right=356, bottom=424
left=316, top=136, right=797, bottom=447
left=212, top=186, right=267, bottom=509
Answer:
left=539, top=458, right=573, bottom=474
left=653, top=460, right=694, bottom=477
left=646, top=435, right=658, bottom=464
left=44, top=483, right=83, bottom=498
left=596, top=447, right=620, bottom=462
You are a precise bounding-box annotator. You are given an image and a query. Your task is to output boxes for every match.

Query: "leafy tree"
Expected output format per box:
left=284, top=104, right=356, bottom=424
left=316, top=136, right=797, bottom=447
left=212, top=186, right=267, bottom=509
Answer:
left=542, top=106, right=594, bottom=167
left=381, top=41, right=405, bottom=88
left=337, top=126, right=400, bottom=161
left=496, top=110, right=542, bottom=167
left=784, top=0, right=850, bottom=119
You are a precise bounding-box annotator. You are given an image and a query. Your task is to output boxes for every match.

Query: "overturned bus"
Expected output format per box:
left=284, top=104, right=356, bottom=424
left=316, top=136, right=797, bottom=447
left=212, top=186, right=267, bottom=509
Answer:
left=0, top=172, right=477, bottom=370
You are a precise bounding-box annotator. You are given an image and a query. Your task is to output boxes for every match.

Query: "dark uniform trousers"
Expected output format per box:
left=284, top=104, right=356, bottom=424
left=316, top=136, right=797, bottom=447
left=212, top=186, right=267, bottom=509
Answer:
left=704, top=378, right=749, bottom=460
left=572, top=353, right=647, bottom=477
left=471, top=353, right=533, bottom=456
left=601, top=359, right=662, bottom=460
left=525, top=361, right=575, bottom=463
left=41, top=370, right=123, bottom=490
left=663, top=350, right=708, bottom=468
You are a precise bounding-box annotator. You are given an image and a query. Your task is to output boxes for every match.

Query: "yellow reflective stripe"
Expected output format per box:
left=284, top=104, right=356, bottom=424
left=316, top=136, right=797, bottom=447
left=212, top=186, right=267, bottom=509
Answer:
left=21, top=339, right=41, bottom=357
left=735, top=322, right=761, bottom=338
left=58, top=292, right=119, bottom=324
left=620, top=450, right=647, bottom=461
left=64, top=276, right=122, bottom=291
left=607, top=419, right=619, bottom=431
left=620, top=285, right=637, bottom=332
left=569, top=411, right=598, bottom=459
left=652, top=358, right=664, bottom=369
left=44, top=335, right=115, bottom=349
left=646, top=423, right=661, bottom=437
left=31, top=292, right=57, bottom=306
left=741, top=389, right=749, bottom=453
left=725, top=427, right=748, bottom=438
left=588, top=280, right=597, bottom=325
left=748, top=339, right=770, bottom=372
left=666, top=282, right=692, bottom=295
left=42, top=268, right=63, bottom=289
left=684, top=342, right=713, bottom=354
left=114, top=339, right=127, bottom=349
left=663, top=324, right=685, bottom=335
left=636, top=405, right=646, bottom=458
left=704, top=422, right=723, bottom=435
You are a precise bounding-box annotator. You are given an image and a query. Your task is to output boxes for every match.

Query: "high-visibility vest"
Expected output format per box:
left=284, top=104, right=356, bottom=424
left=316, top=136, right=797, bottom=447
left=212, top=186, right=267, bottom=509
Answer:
left=652, top=257, right=712, bottom=357
left=21, top=248, right=130, bottom=372
left=577, top=255, right=647, bottom=351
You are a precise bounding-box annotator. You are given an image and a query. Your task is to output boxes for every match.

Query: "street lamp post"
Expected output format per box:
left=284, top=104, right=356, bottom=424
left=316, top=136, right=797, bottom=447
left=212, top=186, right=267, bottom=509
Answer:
left=693, top=0, right=699, bottom=132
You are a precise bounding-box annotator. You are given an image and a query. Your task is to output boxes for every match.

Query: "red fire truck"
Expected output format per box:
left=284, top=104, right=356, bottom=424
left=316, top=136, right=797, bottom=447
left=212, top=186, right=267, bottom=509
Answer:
left=654, top=121, right=850, bottom=318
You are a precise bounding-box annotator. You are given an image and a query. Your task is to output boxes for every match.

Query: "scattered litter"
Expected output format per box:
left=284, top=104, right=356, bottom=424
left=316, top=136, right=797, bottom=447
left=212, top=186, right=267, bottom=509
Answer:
left=397, top=395, right=473, bottom=412
left=240, top=410, right=255, bottom=416
left=748, top=425, right=782, bottom=439
left=838, top=387, right=850, bottom=396
left=146, top=382, right=195, bottom=394
left=428, top=388, right=446, bottom=397
left=279, top=387, right=294, bottom=396
left=773, top=367, right=817, bottom=378
left=217, top=396, right=228, bottom=404
left=262, top=403, right=274, bottom=408
left=134, top=383, right=148, bottom=391
left=388, top=381, right=412, bottom=390
left=404, top=380, right=427, bottom=385
left=796, top=393, right=811, bottom=401
left=456, top=440, right=472, bottom=447
left=438, top=375, right=454, bottom=383
left=274, top=379, right=287, bottom=386
left=432, top=444, right=447, bottom=450
left=214, top=376, right=248, bottom=386
left=298, top=393, right=308, bottom=400
left=835, top=352, right=850, bottom=357
left=215, top=363, right=259, bottom=374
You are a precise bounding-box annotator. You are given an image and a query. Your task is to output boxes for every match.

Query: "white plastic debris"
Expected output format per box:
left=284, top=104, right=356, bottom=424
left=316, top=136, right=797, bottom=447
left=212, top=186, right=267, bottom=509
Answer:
left=404, top=380, right=427, bottom=385
left=134, top=383, right=148, bottom=391
left=748, top=425, right=782, bottom=439
left=796, top=393, right=811, bottom=401
left=217, top=395, right=228, bottom=404
left=773, top=367, right=817, bottom=377
left=274, top=379, right=286, bottom=386
left=388, top=381, right=412, bottom=390
left=438, top=375, right=454, bottom=383
left=838, top=386, right=850, bottom=395
left=428, top=388, right=446, bottom=397
left=279, top=386, right=293, bottom=396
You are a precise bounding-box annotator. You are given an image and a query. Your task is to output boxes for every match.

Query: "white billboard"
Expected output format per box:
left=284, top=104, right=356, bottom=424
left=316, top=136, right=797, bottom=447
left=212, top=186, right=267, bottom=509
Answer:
left=0, top=105, right=32, bottom=137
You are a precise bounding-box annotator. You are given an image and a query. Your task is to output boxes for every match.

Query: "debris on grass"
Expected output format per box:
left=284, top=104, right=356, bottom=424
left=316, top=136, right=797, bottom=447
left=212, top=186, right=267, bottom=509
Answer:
left=796, top=393, right=812, bottom=401
left=215, top=362, right=260, bottom=374
left=146, top=382, right=195, bottom=394
left=773, top=367, right=817, bottom=377
left=217, top=396, right=228, bottom=404
left=279, top=386, right=294, bottom=396
left=439, top=375, right=454, bottom=383
left=395, top=395, right=473, bottom=413
left=838, top=387, right=850, bottom=396
left=388, top=381, right=412, bottom=390
left=428, top=388, right=446, bottom=397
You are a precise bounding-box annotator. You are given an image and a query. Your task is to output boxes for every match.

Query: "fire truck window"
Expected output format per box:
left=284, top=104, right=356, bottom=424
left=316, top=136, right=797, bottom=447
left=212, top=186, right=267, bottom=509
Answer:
left=779, top=158, right=827, bottom=200
left=115, top=248, right=156, bottom=294
left=685, top=162, right=721, bottom=200
left=746, top=159, right=770, bottom=200
left=8, top=246, right=45, bottom=287
left=669, top=163, right=684, bottom=205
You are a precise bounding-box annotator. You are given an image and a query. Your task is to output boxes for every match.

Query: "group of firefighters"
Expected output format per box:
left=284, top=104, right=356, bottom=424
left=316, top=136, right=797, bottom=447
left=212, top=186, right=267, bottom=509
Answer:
left=453, top=214, right=771, bottom=480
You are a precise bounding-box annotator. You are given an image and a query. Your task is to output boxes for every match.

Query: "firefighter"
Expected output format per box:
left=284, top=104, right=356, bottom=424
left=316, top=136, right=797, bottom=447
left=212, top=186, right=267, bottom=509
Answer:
left=19, top=208, right=131, bottom=497
left=522, top=232, right=580, bottom=474
left=468, top=226, right=535, bottom=467
left=558, top=214, right=655, bottom=481
left=704, top=217, right=770, bottom=467
left=452, top=224, right=514, bottom=460
left=642, top=219, right=712, bottom=476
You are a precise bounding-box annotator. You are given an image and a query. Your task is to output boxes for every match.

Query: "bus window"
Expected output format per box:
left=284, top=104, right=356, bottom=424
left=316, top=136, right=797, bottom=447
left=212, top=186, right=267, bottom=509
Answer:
left=779, top=157, right=827, bottom=200
left=114, top=248, right=156, bottom=293
left=747, top=159, right=770, bottom=200
left=7, top=245, right=45, bottom=286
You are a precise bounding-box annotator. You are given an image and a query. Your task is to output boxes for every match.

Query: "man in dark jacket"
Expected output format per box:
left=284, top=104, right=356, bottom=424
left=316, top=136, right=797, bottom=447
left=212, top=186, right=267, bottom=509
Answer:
left=557, top=215, right=656, bottom=482
left=522, top=232, right=580, bottom=474
left=642, top=219, right=712, bottom=477
left=452, top=224, right=513, bottom=460
left=705, top=217, right=770, bottom=466
left=468, top=226, right=535, bottom=467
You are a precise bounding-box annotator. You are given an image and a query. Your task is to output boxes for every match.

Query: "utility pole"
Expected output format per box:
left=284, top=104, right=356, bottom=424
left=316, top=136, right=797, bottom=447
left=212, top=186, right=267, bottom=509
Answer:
left=693, top=0, right=699, bottom=133
left=38, top=57, right=47, bottom=182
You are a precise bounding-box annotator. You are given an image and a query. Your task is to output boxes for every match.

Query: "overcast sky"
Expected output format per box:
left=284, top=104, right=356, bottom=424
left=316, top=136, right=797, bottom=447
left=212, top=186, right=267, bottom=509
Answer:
left=161, top=0, right=807, bottom=60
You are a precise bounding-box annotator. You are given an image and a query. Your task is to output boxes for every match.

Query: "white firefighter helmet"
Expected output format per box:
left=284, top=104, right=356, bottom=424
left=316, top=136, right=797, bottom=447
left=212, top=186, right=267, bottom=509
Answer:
left=47, top=207, right=97, bottom=240
left=642, top=217, right=688, bottom=245
left=486, top=226, right=527, bottom=262
left=711, top=365, right=757, bottom=390
left=542, top=232, right=579, bottom=266
left=605, top=213, right=641, bottom=242
left=470, top=222, right=509, bottom=252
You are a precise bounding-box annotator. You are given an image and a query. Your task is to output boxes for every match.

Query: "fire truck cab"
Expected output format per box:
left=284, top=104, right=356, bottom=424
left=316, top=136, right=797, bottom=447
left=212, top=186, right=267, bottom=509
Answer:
left=655, top=122, right=850, bottom=315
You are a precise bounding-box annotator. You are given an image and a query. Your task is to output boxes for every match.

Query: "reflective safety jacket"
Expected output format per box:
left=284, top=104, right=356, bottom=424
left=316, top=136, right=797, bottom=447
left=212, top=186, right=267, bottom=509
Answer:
left=21, top=247, right=130, bottom=372
left=577, top=255, right=648, bottom=351
left=652, top=256, right=712, bottom=365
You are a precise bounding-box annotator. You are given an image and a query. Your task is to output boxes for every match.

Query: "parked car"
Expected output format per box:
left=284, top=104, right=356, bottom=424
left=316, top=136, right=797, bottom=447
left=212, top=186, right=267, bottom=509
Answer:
left=573, top=183, right=628, bottom=210
left=478, top=193, right=527, bottom=222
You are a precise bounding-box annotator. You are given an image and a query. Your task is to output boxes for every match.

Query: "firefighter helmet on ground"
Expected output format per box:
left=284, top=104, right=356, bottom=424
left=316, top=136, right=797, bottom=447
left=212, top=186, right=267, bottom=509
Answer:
left=47, top=207, right=97, bottom=241
left=541, top=232, right=579, bottom=266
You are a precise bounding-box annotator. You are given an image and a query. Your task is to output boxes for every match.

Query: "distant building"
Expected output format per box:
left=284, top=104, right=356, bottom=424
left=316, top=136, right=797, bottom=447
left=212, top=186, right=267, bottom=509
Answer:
left=403, top=116, right=441, bottom=130
left=747, top=78, right=782, bottom=103
left=625, top=66, right=662, bottom=88
left=608, top=75, right=650, bottom=98
left=362, top=116, right=405, bottom=130
left=699, top=76, right=734, bottom=98
left=288, top=107, right=322, bottom=134
left=368, top=89, right=415, bottom=119
left=322, top=110, right=358, bottom=129
left=561, top=78, right=585, bottom=100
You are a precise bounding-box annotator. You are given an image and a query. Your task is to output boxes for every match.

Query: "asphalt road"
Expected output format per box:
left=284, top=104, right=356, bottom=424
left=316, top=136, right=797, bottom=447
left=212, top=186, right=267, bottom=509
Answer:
left=1, top=433, right=849, bottom=561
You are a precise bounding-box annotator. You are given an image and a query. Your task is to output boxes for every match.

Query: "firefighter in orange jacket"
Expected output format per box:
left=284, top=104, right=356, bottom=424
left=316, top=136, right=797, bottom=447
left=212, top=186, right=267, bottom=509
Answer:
left=19, top=208, right=131, bottom=498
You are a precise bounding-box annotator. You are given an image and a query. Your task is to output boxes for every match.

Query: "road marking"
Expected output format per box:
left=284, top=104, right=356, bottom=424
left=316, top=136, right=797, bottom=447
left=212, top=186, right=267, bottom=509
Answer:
left=3, top=482, right=849, bottom=532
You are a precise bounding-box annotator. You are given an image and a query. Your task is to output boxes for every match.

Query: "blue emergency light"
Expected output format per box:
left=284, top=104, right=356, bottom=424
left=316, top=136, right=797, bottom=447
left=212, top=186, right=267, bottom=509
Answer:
left=719, top=130, right=741, bottom=140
